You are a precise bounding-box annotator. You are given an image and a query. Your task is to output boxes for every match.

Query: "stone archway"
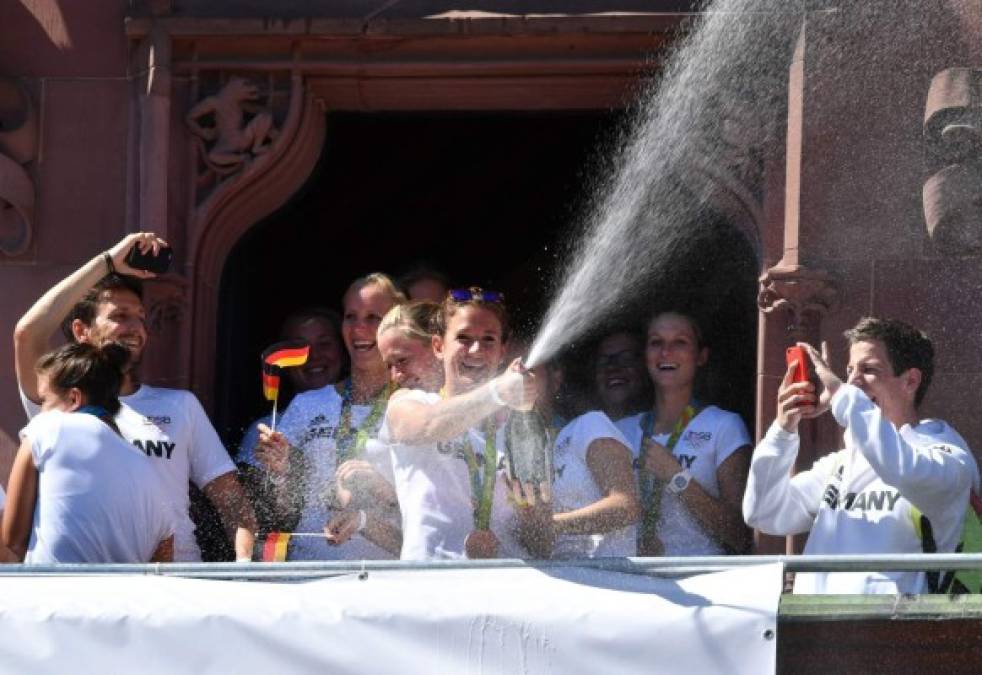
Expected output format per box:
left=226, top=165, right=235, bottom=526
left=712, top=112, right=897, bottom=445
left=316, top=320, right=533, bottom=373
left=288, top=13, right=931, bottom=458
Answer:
left=125, top=9, right=686, bottom=413
left=185, top=74, right=327, bottom=410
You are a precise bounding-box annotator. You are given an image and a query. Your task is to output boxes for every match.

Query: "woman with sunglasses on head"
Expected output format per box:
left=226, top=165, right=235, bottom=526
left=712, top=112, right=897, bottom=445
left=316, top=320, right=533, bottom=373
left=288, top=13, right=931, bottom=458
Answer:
left=2, top=343, right=175, bottom=563
left=381, top=287, right=540, bottom=560
left=616, top=311, right=752, bottom=557
left=515, top=360, right=641, bottom=559
left=254, top=273, right=405, bottom=559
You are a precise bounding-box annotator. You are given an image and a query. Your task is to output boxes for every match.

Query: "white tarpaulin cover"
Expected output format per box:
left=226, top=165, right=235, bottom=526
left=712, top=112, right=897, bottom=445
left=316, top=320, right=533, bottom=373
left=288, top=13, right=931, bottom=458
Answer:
left=0, top=563, right=782, bottom=675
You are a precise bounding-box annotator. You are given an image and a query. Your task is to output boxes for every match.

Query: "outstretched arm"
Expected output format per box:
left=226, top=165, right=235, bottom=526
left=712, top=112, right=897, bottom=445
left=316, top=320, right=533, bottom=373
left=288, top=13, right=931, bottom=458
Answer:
left=387, top=360, right=536, bottom=445
left=202, top=471, right=258, bottom=561
left=14, top=232, right=166, bottom=404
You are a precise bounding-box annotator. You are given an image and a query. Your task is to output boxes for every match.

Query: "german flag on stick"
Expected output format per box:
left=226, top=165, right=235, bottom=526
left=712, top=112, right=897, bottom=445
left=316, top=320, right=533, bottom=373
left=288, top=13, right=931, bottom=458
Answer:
left=259, top=532, right=292, bottom=562
left=252, top=532, right=326, bottom=562
left=260, top=340, right=310, bottom=431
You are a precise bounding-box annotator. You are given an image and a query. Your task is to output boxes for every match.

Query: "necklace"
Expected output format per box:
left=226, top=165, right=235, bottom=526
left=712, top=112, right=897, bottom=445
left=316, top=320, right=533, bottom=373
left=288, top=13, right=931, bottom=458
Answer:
left=334, top=378, right=393, bottom=466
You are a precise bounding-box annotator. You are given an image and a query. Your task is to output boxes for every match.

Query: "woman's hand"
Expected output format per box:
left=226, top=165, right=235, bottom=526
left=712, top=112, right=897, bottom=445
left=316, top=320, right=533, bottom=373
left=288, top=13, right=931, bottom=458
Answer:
left=335, top=460, right=398, bottom=511
left=255, top=424, right=290, bottom=475
left=491, top=359, right=538, bottom=411
left=643, top=438, right=682, bottom=481
left=324, top=510, right=363, bottom=546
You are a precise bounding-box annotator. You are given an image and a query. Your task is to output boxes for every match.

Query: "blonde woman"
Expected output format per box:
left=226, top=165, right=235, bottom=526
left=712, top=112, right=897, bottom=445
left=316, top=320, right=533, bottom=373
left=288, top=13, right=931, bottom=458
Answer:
left=254, top=273, right=405, bottom=559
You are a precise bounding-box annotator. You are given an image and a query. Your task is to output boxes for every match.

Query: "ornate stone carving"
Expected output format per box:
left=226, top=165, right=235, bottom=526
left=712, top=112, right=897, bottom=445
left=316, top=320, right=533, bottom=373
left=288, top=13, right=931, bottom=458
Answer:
left=145, top=275, right=187, bottom=336
left=923, top=68, right=982, bottom=253
left=186, top=75, right=282, bottom=193
left=758, top=263, right=839, bottom=336
left=0, top=76, right=37, bottom=257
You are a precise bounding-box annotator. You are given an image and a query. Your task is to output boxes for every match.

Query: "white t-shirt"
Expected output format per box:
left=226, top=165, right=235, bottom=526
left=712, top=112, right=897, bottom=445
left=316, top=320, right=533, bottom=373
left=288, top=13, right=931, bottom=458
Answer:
left=744, top=385, right=980, bottom=594
left=240, top=383, right=395, bottom=560
left=381, top=389, right=525, bottom=561
left=617, top=406, right=751, bottom=556
left=551, top=411, right=636, bottom=558
left=22, top=385, right=236, bottom=562
left=19, top=411, right=175, bottom=564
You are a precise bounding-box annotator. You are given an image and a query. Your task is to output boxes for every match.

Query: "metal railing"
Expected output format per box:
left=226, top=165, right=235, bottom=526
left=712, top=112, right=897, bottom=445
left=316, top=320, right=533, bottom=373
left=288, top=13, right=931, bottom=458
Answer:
left=2, top=553, right=982, bottom=580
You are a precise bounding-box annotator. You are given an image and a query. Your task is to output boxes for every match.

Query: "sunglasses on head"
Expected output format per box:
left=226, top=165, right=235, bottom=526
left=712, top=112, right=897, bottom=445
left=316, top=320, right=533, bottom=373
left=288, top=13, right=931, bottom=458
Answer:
left=448, top=287, right=505, bottom=304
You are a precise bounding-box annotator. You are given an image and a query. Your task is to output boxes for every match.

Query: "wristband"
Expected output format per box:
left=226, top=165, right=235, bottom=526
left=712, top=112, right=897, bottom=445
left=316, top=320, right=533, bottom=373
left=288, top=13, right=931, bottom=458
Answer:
left=356, top=509, right=368, bottom=533
left=102, top=251, right=115, bottom=275
left=488, top=378, right=507, bottom=407
left=235, top=556, right=252, bottom=563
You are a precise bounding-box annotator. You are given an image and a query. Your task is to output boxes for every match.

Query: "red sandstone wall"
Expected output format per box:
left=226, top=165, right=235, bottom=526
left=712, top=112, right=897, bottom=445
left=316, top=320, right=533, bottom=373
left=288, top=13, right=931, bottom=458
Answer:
left=0, top=1, right=131, bottom=481
left=759, top=8, right=982, bottom=459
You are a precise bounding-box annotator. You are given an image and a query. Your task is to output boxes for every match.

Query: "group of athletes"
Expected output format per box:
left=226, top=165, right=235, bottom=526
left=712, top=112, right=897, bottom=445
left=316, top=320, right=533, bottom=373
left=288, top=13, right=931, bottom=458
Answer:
left=0, top=231, right=978, bottom=595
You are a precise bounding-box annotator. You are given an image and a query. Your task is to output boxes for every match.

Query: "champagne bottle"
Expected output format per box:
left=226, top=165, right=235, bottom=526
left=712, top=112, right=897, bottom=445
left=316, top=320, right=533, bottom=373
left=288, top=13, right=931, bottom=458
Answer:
left=505, top=410, right=552, bottom=499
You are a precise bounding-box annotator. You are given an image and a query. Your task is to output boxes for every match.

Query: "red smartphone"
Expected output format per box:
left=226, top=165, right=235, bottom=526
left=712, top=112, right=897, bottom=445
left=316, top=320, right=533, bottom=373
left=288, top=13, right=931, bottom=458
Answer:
left=786, top=346, right=810, bottom=384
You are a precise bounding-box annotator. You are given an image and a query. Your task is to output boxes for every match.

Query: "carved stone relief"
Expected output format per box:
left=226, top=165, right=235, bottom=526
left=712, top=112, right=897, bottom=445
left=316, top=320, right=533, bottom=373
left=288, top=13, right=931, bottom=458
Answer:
left=923, top=68, right=982, bottom=253
left=0, top=76, right=37, bottom=257
left=758, top=263, right=839, bottom=338
left=186, top=73, right=289, bottom=204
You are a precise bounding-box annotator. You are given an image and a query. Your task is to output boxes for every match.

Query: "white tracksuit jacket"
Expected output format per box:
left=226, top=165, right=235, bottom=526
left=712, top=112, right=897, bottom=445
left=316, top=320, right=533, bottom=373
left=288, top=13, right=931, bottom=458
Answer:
left=743, top=384, right=979, bottom=594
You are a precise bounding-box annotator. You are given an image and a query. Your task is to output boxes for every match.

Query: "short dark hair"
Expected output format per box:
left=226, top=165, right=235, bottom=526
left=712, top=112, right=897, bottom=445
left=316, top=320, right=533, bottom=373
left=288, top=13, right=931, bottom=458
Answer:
left=36, top=342, right=129, bottom=415
left=61, top=274, right=144, bottom=342
left=844, top=317, right=934, bottom=407
left=281, top=306, right=343, bottom=341
left=398, top=263, right=451, bottom=296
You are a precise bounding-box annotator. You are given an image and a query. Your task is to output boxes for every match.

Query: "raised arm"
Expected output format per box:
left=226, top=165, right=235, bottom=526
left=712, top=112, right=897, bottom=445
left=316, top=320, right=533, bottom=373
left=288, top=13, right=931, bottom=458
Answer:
left=14, top=232, right=166, bottom=403
left=742, top=354, right=829, bottom=536
left=387, top=360, right=536, bottom=445
left=801, top=341, right=979, bottom=519
left=831, top=385, right=977, bottom=517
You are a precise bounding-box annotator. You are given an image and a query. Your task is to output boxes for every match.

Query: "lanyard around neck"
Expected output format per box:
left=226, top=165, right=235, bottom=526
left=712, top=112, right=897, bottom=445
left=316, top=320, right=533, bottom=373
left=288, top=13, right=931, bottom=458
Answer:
left=461, top=419, right=498, bottom=531
left=335, top=378, right=392, bottom=465
left=638, top=403, right=698, bottom=543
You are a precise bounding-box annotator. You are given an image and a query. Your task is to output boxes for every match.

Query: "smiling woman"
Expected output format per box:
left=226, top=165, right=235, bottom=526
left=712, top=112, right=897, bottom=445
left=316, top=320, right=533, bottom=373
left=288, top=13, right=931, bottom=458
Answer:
left=241, top=273, right=405, bottom=561
left=616, top=311, right=753, bottom=558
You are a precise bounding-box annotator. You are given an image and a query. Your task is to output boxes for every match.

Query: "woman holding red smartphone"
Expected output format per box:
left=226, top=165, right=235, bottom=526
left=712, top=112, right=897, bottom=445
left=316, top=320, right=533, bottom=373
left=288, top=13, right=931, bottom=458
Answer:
left=615, top=311, right=753, bottom=557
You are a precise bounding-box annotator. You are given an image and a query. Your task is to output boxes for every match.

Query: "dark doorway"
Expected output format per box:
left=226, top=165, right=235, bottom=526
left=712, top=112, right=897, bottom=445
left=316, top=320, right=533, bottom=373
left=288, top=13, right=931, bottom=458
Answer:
left=216, top=110, right=625, bottom=447
left=215, top=110, right=759, bottom=452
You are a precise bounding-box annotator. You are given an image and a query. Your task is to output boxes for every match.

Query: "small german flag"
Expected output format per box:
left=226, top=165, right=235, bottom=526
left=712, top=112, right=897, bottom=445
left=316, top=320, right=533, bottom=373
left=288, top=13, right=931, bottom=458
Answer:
left=262, top=340, right=311, bottom=369
left=260, top=340, right=310, bottom=402
left=258, top=532, right=292, bottom=562
left=262, top=371, right=281, bottom=402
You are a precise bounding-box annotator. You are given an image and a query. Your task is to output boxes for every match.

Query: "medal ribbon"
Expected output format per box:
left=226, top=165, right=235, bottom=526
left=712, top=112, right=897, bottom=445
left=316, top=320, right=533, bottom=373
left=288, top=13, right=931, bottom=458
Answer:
left=335, top=378, right=393, bottom=466
left=462, top=419, right=498, bottom=531
left=638, top=403, right=698, bottom=546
